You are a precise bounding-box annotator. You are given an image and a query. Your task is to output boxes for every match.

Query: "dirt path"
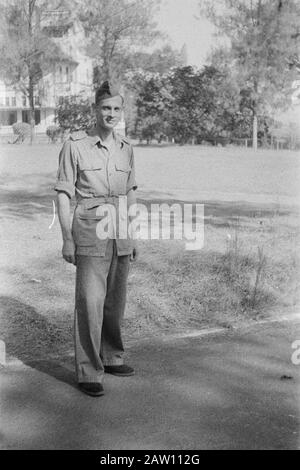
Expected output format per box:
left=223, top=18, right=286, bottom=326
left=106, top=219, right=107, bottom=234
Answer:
left=1, top=317, right=299, bottom=450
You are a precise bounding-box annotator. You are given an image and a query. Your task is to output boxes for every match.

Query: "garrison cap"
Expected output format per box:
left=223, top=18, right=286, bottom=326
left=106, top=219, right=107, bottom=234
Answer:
left=95, top=81, right=124, bottom=105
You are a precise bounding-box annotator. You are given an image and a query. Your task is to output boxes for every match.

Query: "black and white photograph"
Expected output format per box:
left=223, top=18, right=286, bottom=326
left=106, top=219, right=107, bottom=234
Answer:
left=0, top=0, right=299, bottom=454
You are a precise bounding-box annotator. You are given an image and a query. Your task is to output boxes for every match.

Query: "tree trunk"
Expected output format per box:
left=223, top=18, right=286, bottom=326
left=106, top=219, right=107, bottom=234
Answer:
left=27, top=1, right=35, bottom=145
left=28, top=76, right=35, bottom=145
left=252, top=112, right=258, bottom=151
left=102, top=28, right=111, bottom=81
left=262, top=120, right=269, bottom=148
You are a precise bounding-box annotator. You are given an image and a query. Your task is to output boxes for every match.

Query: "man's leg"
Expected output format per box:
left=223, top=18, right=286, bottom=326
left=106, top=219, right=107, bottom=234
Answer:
left=74, top=242, right=113, bottom=384
left=100, top=240, right=130, bottom=366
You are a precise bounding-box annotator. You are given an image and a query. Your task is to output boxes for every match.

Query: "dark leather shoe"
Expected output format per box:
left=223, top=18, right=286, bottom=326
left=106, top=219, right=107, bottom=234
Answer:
left=104, top=364, right=135, bottom=377
left=78, top=382, right=104, bottom=397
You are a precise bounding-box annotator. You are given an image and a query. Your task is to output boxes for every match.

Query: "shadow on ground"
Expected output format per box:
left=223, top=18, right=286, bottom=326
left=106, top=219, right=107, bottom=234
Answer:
left=137, top=190, right=297, bottom=228
left=1, top=319, right=299, bottom=449
left=0, top=296, right=76, bottom=389
left=0, top=173, right=58, bottom=219
left=0, top=174, right=297, bottom=223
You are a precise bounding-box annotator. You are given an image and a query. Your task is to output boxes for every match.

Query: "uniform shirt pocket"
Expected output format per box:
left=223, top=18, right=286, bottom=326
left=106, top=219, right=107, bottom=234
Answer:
left=114, top=159, right=130, bottom=194
left=80, top=163, right=103, bottom=172
left=72, top=206, right=106, bottom=246
left=77, top=163, right=105, bottom=196
left=115, top=161, right=130, bottom=173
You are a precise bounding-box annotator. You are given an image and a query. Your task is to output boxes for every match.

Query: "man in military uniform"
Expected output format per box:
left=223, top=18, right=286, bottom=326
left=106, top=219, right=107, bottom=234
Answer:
left=55, top=81, right=138, bottom=397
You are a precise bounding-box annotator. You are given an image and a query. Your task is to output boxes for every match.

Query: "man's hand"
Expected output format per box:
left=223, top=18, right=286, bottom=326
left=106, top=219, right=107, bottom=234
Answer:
left=130, top=243, right=139, bottom=262
left=57, top=192, right=76, bottom=265
left=62, top=238, right=76, bottom=265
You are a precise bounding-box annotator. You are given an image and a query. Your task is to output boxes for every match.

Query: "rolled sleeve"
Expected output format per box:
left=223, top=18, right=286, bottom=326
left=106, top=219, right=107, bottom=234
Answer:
left=54, top=140, right=77, bottom=199
left=126, top=147, right=137, bottom=194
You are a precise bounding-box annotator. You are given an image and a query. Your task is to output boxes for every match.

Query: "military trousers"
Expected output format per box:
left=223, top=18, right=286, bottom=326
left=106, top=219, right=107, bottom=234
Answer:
left=74, top=239, right=130, bottom=384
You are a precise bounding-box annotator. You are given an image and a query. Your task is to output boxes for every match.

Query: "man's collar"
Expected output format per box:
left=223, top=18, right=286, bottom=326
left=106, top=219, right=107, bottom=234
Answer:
left=87, top=128, right=124, bottom=148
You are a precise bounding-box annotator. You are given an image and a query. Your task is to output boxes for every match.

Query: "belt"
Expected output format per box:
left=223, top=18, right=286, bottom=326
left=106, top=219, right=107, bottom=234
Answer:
left=76, top=195, right=126, bottom=210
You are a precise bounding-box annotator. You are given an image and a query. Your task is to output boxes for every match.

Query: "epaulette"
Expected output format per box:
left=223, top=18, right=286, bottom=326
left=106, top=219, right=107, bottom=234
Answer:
left=119, top=134, right=131, bottom=145
left=70, top=131, right=87, bottom=141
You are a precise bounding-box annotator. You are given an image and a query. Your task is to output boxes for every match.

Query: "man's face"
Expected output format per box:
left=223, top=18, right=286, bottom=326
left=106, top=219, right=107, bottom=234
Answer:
left=95, top=95, right=123, bottom=131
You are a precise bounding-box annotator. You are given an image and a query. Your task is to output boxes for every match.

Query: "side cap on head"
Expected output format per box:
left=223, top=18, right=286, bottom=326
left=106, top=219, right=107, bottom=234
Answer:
left=95, top=81, right=124, bottom=105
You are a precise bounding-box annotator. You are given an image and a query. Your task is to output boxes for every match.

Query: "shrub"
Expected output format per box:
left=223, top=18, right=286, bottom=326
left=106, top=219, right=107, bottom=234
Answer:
left=12, top=122, right=31, bottom=143
left=46, top=125, right=63, bottom=143
left=55, top=95, right=95, bottom=132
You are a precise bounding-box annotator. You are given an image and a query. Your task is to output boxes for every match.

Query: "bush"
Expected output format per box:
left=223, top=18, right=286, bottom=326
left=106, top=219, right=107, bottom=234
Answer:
left=55, top=95, right=95, bottom=132
left=12, top=122, right=31, bottom=143
left=46, top=125, right=63, bottom=143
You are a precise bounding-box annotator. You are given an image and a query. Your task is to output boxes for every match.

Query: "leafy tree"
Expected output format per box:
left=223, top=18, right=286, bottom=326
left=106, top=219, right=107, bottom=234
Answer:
left=131, top=65, right=243, bottom=145
left=129, top=73, right=173, bottom=143
left=194, top=66, right=240, bottom=141
left=200, top=0, right=300, bottom=150
left=55, top=94, right=95, bottom=132
left=127, top=45, right=185, bottom=76
left=165, top=66, right=240, bottom=144
left=78, top=0, right=161, bottom=85
left=165, top=66, right=204, bottom=144
left=123, top=43, right=186, bottom=137
left=0, top=0, right=69, bottom=142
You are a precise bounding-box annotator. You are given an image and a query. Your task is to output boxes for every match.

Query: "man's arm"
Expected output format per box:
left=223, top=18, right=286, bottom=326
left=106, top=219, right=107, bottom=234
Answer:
left=127, top=188, right=139, bottom=262
left=57, top=191, right=76, bottom=265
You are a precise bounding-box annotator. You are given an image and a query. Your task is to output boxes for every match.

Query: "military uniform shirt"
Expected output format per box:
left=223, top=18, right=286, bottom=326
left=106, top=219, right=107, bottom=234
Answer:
left=54, top=130, right=138, bottom=257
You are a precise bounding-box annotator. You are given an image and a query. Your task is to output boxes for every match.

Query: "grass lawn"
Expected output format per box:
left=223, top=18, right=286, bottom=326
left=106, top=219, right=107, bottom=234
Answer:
left=0, top=143, right=299, bottom=363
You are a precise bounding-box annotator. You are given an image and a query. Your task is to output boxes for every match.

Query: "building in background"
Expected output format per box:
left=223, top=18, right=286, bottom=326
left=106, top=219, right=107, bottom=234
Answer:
left=0, top=11, right=125, bottom=136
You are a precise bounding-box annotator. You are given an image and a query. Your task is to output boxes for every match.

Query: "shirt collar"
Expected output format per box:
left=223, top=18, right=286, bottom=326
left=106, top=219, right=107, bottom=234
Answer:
left=87, top=128, right=123, bottom=149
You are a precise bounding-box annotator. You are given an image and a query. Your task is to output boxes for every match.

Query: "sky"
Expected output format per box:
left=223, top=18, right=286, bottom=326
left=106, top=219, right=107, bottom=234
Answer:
left=156, top=0, right=216, bottom=67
